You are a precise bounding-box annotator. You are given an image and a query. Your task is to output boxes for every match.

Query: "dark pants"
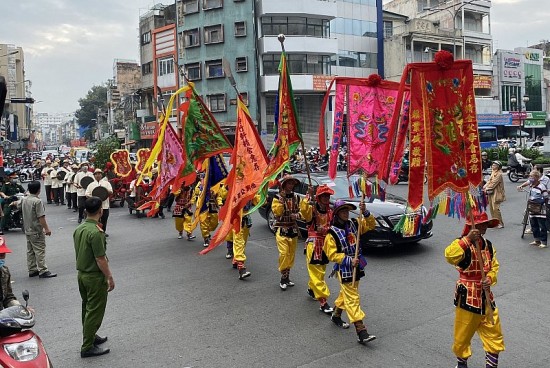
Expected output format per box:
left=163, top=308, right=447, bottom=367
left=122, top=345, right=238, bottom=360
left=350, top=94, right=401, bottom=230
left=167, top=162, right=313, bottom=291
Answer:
left=66, top=190, right=72, bottom=208
left=78, top=272, right=108, bottom=352
left=53, top=187, right=64, bottom=205
left=45, top=185, right=52, bottom=203
left=78, top=196, right=86, bottom=220
left=165, top=193, right=175, bottom=211
left=71, top=193, right=78, bottom=210
left=100, top=209, right=109, bottom=233
left=530, top=216, right=547, bottom=243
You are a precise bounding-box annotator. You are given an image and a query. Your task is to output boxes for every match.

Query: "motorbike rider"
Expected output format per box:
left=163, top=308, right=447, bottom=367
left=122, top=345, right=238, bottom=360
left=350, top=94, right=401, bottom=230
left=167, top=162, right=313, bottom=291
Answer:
left=0, top=171, right=25, bottom=232
left=0, top=238, right=21, bottom=310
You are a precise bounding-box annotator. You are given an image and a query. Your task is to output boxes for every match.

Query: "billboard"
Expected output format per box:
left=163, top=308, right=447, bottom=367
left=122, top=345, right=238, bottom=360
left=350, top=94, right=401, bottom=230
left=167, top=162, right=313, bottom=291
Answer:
left=500, top=51, right=523, bottom=83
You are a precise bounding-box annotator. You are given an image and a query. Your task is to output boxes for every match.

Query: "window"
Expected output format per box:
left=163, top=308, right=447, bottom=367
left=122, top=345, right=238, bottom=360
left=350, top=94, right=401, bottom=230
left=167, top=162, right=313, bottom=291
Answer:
left=142, top=62, right=152, bottom=75
left=240, top=92, right=248, bottom=106
left=236, top=57, right=247, bottom=72
left=141, top=31, right=151, bottom=45
left=184, top=28, right=200, bottom=47
left=204, top=24, right=224, bottom=44
left=157, top=58, right=174, bottom=76
left=235, top=21, right=246, bottom=37
left=183, top=0, right=199, bottom=14
left=234, top=0, right=245, bottom=2
left=262, top=54, right=331, bottom=75
left=207, top=94, right=226, bottom=112
left=185, top=62, right=201, bottom=81
left=383, top=21, right=393, bottom=38
left=203, top=0, right=223, bottom=10
left=205, top=59, right=224, bottom=78
left=262, top=16, right=330, bottom=38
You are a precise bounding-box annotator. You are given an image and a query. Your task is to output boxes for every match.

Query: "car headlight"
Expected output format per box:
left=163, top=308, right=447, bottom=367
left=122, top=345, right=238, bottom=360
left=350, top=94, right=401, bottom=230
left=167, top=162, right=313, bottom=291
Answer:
left=4, top=336, right=39, bottom=361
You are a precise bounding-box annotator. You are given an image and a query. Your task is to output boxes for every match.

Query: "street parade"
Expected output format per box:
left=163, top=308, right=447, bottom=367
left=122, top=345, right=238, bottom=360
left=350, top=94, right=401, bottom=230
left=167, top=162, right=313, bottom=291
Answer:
left=2, top=1, right=550, bottom=365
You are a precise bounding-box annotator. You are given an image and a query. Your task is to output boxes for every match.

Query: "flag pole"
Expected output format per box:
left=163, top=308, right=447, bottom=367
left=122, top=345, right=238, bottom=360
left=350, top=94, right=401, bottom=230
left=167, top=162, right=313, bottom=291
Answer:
left=278, top=34, right=312, bottom=188
left=352, top=171, right=366, bottom=287
left=468, top=198, right=495, bottom=325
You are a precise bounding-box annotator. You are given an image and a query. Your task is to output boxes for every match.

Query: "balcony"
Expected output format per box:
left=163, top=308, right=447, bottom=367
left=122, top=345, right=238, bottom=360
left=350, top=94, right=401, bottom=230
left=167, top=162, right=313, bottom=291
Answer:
left=259, top=35, right=338, bottom=55
left=256, top=0, right=337, bottom=19
left=260, top=74, right=320, bottom=93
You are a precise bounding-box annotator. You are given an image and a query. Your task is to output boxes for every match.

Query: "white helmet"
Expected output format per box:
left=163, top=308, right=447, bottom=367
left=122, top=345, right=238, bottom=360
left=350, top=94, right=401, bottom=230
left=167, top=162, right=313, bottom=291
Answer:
left=508, top=148, right=515, bottom=154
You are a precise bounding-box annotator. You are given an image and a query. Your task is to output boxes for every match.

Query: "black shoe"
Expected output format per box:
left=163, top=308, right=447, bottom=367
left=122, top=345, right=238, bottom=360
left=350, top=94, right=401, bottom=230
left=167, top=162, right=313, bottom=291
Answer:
left=160, top=213, right=165, bottom=219
left=39, top=271, right=57, bottom=278
left=232, top=263, right=238, bottom=269
left=331, top=315, right=350, bottom=329
left=279, top=280, right=287, bottom=290
left=238, top=268, right=251, bottom=280
left=78, top=218, right=82, bottom=224
left=28, top=271, right=39, bottom=278
left=357, top=329, right=376, bottom=344
left=81, top=346, right=110, bottom=358
left=187, top=233, right=196, bottom=241
left=105, top=234, right=109, bottom=238
left=286, top=280, right=295, bottom=287
left=320, top=303, right=334, bottom=314
left=61, top=203, right=66, bottom=205
left=225, top=251, right=234, bottom=259
left=306, top=288, right=316, bottom=300
left=73, top=208, right=78, bottom=212
left=94, top=335, right=108, bottom=345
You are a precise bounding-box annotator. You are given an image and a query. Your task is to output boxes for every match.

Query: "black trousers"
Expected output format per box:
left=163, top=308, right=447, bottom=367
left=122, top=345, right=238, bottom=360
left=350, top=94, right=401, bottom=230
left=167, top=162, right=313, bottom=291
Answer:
left=53, top=187, right=65, bottom=204
left=77, top=196, right=86, bottom=220
left=71, top=193, right=78, bottom=209
left=66, top=189, right=72, bottom=208
left=100, top=209, right=109, bottom=233
left=45, top=185, right=52, bottom=203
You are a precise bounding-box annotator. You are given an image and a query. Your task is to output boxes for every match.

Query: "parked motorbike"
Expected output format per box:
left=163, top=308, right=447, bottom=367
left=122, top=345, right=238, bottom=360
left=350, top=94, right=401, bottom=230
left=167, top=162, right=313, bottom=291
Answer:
left=508, top=161, right=533, bottom=182
left=0, top=290, right=52, bottom=367
left=18, top=167, right=38, bottom=183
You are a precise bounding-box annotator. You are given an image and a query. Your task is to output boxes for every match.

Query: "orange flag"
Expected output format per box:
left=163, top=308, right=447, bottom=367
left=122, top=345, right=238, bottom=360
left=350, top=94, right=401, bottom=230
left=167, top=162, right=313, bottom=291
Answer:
left=200, top=97, right=268, bottom=254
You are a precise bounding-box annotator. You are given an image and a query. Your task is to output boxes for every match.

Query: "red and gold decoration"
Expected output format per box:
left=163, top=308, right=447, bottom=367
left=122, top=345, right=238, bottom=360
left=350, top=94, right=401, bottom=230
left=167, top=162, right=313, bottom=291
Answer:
left=110, top=150, right=132, bottom=178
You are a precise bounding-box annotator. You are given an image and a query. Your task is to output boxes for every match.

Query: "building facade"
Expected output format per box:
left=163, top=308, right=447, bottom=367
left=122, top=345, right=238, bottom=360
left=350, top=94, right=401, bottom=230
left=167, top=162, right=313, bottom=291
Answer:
left=177, top=0, right=257, bottom=143
left=383, top=0, right=493, bottom=97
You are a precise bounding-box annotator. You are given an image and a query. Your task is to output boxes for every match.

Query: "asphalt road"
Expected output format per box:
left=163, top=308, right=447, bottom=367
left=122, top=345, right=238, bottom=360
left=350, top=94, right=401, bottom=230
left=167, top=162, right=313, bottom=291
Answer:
left=3, top=178, right=549, bottom=367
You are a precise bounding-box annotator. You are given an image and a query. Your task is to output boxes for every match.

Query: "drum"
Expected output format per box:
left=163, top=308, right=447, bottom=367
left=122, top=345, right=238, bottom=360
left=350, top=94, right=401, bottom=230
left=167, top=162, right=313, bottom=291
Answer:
left=92, top=186, right=110, bottom=201
left=56, top=171, right=67, bottom=180
left=80, top=176, right=94, bottom=189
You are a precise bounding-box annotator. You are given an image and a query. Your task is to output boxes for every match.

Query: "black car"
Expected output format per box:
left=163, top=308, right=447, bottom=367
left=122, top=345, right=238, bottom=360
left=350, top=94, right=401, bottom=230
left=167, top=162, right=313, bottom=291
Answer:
left=258, top=172, right=433, bottom=248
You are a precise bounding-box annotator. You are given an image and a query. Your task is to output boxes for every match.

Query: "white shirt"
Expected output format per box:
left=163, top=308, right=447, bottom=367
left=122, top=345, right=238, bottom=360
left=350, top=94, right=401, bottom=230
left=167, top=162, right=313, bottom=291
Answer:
left=73, top=171, right=93, bottom=197
left=85, top=178, right=113, bottom=210
left=41, top=166, right=52, bottom=186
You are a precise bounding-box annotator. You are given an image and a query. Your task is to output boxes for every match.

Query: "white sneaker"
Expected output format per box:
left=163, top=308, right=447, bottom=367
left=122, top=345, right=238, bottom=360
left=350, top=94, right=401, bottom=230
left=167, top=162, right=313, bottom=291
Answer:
left=177, top=232, right=183, bottom=239
left=525, top=228, right=533, bottom=234
left=539, top=243, right=547, bottom=248
left=529, top=240, right=541, bottom=246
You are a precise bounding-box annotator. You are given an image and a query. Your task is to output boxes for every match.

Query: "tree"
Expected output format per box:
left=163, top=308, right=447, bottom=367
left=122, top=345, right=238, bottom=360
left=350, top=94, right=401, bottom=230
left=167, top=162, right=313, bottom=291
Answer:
left=92, top=136, right=120, bottom=170
left=75, top=85, right=108, bottom=140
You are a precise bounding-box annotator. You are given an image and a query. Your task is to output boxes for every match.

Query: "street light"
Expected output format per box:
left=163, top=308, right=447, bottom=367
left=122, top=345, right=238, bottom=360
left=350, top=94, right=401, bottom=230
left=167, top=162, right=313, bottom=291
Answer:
left=510, top=94, right=530, bottom=147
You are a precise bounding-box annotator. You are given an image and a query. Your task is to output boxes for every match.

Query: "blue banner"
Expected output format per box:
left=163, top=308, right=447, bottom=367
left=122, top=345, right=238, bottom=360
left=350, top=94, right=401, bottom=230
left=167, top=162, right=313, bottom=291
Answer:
left=477, top=114, right=512, bottom=126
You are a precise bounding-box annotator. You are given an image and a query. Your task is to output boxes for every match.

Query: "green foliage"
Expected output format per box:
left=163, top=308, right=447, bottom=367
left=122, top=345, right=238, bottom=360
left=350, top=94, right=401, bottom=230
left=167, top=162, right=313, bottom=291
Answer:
left=75, top=85, right=108, bottom=129
left=482, top=147, right=509, bottom=162
left=532, top=157, right=550, bottom=165
left=93, top=136, right=120, bottom=171
left=521, top=148, right=542, bottom=160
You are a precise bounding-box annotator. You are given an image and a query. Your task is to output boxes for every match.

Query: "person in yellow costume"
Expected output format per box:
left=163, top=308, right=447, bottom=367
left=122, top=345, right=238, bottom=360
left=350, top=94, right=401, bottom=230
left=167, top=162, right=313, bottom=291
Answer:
left=172, top=183, right=196, bottom=240
left=444, top=211, right=505, bottom=368
left=271, top=175, right=307, bottom=290
left=300, top=184, right=335, bottom=314
left=323, top=199, right=376, bottom=344
left=192, top=175, right=223, bottom=248
left=226, top=194, right=260, bottom=280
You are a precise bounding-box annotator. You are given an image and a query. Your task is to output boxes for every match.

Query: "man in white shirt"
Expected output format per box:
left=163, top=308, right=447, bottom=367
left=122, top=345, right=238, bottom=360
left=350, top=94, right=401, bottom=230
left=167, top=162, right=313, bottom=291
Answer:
left=41, top=160, right=53, bottom=204
left=85, top=169, right=113, bottom=236
left=66, top=164, right=79, bottom=211
left=50, top=162, right=63, bottom=206
left=73, top=163, right=93, bottom=223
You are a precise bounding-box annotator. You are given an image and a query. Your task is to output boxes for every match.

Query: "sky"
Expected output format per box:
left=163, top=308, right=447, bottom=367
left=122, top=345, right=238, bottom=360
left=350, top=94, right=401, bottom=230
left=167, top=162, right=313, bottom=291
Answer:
left=2, top=0, right=548, bottom=114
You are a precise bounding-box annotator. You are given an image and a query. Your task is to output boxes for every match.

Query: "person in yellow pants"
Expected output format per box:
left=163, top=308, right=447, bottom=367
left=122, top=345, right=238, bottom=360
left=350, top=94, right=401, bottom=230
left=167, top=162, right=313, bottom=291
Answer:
left=300, top=184, right=334, bottom=314
left=323, top=199, right=376, bottom=344
left=172, top=184, right=196, bottom=240
left=193, top=181, right=223, bottom=248
left=271, top=175, right=306, bottom=290
left=229, top=195, right=260, bottom=280
left=445, top=211, right=505, bottom=368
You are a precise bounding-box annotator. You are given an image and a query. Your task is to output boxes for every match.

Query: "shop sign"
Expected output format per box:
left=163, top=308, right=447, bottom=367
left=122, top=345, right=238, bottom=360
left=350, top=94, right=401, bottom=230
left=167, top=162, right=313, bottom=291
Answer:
left=477, top=114, right=511, bottom=126
left=140, top=122, right=158, bottom=140
left=500, top=51, right=523, bottom=82
left=473, top=75, right=492, bottom=89
left=313, top=75, right=334, bottom=91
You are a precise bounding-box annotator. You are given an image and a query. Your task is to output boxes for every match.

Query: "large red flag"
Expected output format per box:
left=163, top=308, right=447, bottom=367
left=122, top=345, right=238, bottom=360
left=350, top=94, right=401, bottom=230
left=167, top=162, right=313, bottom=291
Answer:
left=200, top=97, right=268, bottom=254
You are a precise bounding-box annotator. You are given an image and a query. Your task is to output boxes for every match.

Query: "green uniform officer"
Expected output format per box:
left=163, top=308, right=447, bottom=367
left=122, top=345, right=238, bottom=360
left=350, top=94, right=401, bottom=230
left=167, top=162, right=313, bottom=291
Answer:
left=0, top=172, right=25, bottom=231
left=74, top=196, right=115, bottom=358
